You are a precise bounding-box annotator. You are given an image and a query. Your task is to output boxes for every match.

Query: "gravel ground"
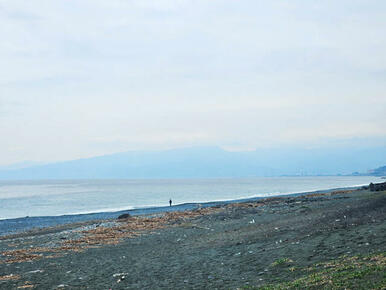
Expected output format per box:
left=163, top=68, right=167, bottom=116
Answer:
left=0, top=188, right=385, bottom=289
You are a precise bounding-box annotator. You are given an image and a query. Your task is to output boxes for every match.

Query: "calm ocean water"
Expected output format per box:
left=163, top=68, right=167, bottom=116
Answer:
left=0, top=176, right=382, bottom=220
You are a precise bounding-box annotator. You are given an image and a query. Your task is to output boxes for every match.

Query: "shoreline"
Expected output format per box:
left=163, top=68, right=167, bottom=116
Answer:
left=0, top=186, right=384, bottom=288
left=0, top=184, right=366, bottom=237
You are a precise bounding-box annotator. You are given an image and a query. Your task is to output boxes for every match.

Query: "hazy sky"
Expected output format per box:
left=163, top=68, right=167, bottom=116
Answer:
left=1, top=0, right=385, bottom=165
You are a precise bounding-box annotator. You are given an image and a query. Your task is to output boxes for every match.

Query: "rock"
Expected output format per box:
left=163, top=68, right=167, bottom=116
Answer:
left=369, top=182, right=386, bottom=191
left=117, top=213, right=131, bottom=220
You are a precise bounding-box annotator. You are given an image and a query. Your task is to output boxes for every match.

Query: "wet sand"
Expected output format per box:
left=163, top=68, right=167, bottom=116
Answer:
left=0, top=188, right=385, bottom=289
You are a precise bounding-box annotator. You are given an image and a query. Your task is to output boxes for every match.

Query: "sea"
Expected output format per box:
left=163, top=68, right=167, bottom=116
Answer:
left=0, top=176, right=382, bottom=221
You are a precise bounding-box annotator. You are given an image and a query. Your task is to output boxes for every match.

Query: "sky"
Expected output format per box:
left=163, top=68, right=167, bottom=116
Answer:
left=0, top=0, right=385, bottom=166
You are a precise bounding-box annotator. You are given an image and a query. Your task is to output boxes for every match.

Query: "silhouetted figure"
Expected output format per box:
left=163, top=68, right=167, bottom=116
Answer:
left=169, top=199, right=172, bottom=207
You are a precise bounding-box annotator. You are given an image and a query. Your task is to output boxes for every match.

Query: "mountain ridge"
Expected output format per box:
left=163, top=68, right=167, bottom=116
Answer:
left=0, top=146, right=385, bottom=179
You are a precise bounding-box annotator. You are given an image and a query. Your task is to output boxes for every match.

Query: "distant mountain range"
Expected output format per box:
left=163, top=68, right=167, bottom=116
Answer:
left=0, top=146, right=385, bottom=179
left=367, top=165, right=386, bottom=176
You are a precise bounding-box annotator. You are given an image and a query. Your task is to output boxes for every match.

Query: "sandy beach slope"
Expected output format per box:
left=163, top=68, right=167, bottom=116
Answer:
left=0, top=188, right=385, bottom=289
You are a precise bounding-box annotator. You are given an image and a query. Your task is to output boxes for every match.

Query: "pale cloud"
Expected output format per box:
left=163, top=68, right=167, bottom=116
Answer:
left=0, top=0, right=385, bottom=165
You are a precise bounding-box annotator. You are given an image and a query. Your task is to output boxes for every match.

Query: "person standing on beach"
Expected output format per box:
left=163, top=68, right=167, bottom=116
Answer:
left=169, top=199, right=172, bottom=206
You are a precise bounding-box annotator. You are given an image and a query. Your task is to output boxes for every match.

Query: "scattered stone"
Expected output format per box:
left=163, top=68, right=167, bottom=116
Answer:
left=117, top=213, right=131, bottom=220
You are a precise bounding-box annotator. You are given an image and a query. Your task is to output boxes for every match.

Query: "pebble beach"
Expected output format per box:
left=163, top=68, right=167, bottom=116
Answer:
left=0, top=187, right=385, bottom=289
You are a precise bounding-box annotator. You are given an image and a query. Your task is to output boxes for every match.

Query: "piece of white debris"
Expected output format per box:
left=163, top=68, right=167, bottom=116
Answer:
left=113, top=273, right=128, bottom=277
left=28, top=269, right=44, bottom=274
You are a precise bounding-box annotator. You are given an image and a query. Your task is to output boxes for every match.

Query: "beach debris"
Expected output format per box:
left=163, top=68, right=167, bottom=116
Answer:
left=0, top=274, right=21, bottom=281
left=249, top=219, right=255, bottom=224
left=1, top=207, right=225, bottom=264
left=113, top=273, right=128, bottom=277
left=27, top=269, right=44, bottom=274
left=116, top=275, right=126, bottom=283
left=17, top=283, right=35, bottom=289
left=2, top=249, right=43, bottom=263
